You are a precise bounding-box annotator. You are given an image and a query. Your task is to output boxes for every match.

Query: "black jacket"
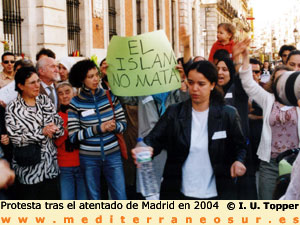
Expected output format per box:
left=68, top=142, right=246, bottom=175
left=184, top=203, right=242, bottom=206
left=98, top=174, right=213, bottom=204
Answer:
left=144, top=99, right=247, bottom=200
left=0, top=105, right=12, bottom=162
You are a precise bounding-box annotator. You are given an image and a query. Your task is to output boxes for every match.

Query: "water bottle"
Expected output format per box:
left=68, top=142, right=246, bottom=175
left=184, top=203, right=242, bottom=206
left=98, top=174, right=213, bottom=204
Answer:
left=136, top=137, right=159, bottom=197
left=0, top=145, right=4, bottom=158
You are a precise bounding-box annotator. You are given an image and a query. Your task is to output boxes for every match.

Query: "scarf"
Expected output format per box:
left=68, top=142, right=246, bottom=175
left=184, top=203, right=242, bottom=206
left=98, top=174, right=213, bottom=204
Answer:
left=152, top=92, right=170, bottom=117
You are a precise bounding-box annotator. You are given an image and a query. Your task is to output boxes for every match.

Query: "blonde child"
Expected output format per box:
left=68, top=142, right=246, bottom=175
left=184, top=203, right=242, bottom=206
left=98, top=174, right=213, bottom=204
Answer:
left=208, top=23, right=236, bottom=62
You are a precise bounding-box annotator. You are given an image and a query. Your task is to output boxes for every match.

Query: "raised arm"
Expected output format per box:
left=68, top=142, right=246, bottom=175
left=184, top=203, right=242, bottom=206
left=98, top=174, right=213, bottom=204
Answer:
left=179, top=25, right=191, bottom=64
left=233, top=39, right=274, bottom=108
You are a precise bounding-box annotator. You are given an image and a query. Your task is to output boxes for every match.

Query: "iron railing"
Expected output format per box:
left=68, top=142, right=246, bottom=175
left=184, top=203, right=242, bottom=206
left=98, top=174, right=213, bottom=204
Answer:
left=156, top=0, right=160, bottom=29
left=2, top=0, right=22, bottom=55
left=136, top=0, right=142, bottom=34
left=108, top=0, right=117, bottom=39
left=67, top=0, right=80, bottom=56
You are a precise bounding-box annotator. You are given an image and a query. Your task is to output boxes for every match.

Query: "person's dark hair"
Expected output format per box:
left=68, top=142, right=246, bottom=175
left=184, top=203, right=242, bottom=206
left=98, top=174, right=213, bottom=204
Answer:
left=262, top=60, right=273, bottom=72
left=177, top=57, right=184, bottom=64
left=14, top=66, right=37, bottom=94
left=2, top=52, right=14, bottom=62
left=217, top=23, right=236, bottom=40
left=13, top=59, right=34, bottom=72
left=250, top=58, right=261, bottom=67
left=187, top=60, right=224, bottom=104
left=286, top=50, right=300, bottom=63
left=69, top=59, right=97, bottom=88
left=100, top=58, right=106, bottom=67
left=213, top=49, right=230, bottom=62
left=99, top=58, right=108, bottom=87
left=279, top=45, right=296, bottom=57
left=36, top=48, right=56, bottom=61
left=193, top=56, right=206, bottom=62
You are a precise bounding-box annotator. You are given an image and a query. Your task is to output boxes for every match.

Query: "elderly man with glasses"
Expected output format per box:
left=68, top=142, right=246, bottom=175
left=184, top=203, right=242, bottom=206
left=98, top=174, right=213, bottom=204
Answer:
left=0, top=52, right=15, bottom=89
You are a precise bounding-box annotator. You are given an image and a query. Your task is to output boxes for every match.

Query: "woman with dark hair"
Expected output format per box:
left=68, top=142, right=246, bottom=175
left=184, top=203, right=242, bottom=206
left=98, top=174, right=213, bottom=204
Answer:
left=279, top=45, right=296, bottom=65
left=286, top=50, right=300, bottom=71
left=216, top=57, right=257, bottom=199
left=260, top=60, right=273, bottom=83
left=68, top=59, right=127, bottom=200
left=99, top=58, right=109, bottom=90
left=132, top=60, right=247, bottom=200
left=13, top=59, right=34, bottom=72
left=234, top=39, right=300, bottom=200
left=216, top=57, right=250, bottom=141
left=5, top=66, right=64, bottom=200
left=216, top=58, right=235, bottom=96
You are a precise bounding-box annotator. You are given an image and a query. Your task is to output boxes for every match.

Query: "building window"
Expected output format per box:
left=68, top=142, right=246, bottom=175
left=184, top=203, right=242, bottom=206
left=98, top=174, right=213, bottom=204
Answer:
left=2, top=0, right=23, bottom=55
left=108, top=0, right=117, bottom=39
left=136, top=0, right=142, bottom=34
left=156, top=0, right=160, bottom=29
left=67, top=0, right=81, bottom=56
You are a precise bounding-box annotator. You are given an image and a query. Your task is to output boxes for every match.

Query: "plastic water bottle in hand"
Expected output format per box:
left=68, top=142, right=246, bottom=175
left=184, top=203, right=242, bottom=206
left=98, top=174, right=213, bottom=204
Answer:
left=136, top=137, right=159, bottom=197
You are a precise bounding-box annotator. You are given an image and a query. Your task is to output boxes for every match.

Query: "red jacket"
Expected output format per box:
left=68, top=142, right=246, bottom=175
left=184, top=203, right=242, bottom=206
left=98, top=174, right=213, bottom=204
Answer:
left=55, top=111, right=80, bottom=167
left=208, top=40, right=235, bottom=62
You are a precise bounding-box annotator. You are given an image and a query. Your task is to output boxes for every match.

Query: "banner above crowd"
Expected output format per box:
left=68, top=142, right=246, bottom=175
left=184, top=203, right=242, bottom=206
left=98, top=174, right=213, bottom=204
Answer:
left=106, top=30, right=180, bottom=96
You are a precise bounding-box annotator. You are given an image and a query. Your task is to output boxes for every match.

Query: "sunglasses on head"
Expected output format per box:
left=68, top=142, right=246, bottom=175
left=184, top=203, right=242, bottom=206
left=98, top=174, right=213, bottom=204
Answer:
left=252, top=70, right=260, bottom=74
left=3, top=60, right=15, bottom=64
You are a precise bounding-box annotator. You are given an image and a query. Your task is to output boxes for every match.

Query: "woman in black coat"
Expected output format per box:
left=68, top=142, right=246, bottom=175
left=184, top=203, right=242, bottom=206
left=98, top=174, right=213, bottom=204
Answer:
left=216, top=57, right=258, bottom=200
left=132, top=60, right=247, bottom=200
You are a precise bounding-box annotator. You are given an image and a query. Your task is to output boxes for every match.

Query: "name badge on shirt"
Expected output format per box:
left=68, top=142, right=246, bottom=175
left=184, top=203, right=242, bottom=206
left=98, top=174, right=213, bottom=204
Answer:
left=225, top=92, right=233, bottom=99
left=142, top=96, right=154, bottom=104
left=212, top=131, right=227, bottom=140
left=280, top=106, right=293, bottom=111
left=81, top=109, right=95, bottom=117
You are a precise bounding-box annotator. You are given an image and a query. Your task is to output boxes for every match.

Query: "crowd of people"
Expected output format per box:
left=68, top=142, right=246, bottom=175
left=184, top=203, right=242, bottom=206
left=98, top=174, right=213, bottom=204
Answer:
left=0, top=22, right=300, bottom=200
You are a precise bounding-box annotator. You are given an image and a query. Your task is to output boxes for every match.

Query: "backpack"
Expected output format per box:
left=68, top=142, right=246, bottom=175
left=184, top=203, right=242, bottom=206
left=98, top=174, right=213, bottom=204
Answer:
left=272, top=148, right=300, bottom=200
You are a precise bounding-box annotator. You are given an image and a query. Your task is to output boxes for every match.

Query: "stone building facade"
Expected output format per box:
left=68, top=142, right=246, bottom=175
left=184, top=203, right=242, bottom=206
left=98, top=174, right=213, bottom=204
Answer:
left=0, top=0, right=250, bottom=62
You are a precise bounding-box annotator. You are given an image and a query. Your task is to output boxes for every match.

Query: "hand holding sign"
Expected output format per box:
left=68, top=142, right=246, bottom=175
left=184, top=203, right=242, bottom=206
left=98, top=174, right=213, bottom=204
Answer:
left=106, top=30, right=181, bottom=96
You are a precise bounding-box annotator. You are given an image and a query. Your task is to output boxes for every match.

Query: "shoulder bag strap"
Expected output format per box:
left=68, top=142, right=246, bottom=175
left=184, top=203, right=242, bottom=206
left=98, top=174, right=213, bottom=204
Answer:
left=106, top=90, right=116, bottom=120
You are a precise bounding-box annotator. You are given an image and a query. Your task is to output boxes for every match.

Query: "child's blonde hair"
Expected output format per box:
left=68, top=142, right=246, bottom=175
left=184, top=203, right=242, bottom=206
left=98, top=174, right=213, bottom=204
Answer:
left=218, top=23, right=236, bottom=40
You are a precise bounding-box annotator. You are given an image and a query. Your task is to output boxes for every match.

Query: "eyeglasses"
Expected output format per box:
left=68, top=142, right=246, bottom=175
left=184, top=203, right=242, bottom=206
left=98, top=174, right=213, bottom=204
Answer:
left=282, top=54, right=288, bottom=57
left=252, top=70, right=261, bottom=74
left=3, top=60, right=15, bottom=64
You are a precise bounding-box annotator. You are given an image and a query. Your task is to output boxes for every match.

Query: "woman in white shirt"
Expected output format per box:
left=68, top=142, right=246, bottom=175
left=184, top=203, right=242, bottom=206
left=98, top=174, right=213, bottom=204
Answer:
left=132, top=60, right=247, bottom=200
left=233, top=39, right=300, bottom=200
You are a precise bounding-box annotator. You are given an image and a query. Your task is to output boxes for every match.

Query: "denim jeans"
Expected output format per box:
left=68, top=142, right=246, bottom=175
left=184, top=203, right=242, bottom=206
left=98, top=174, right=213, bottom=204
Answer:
left=80, top=151, right=127, bottom=200
left=60, top=166, right=88, bottom=200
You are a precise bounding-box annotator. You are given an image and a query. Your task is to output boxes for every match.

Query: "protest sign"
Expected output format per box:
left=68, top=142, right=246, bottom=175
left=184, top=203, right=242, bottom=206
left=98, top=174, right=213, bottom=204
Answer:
left=0, top=80, right=18, bottom=104
left=106, top=30, right=180, bottom=96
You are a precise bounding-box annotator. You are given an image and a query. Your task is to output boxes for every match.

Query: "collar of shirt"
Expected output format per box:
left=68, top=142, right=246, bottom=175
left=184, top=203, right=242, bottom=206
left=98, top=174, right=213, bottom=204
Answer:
left=216, top=40, right=234, bottom=47
left=41, top=81, right=55, bottom=94
left=0, top=71, right=14, bottom=80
